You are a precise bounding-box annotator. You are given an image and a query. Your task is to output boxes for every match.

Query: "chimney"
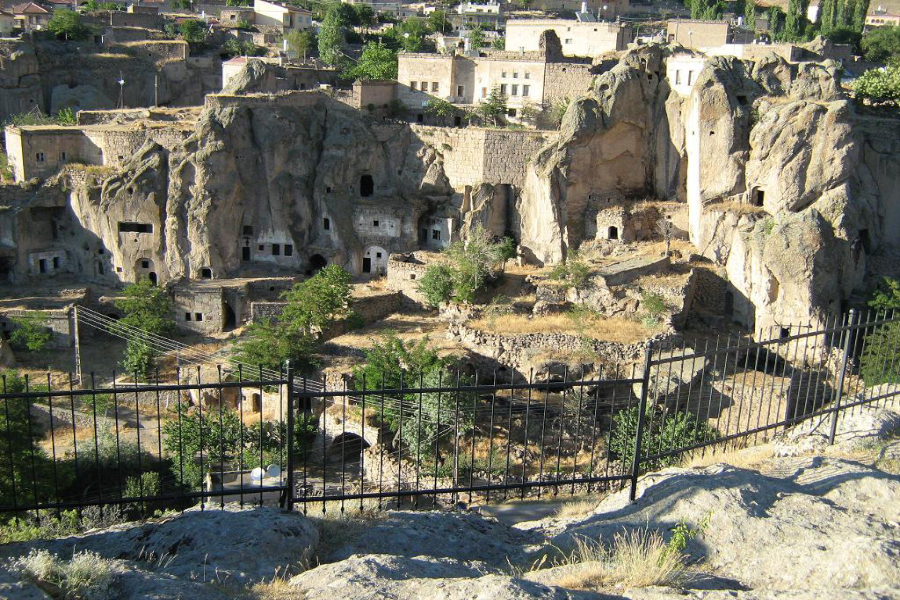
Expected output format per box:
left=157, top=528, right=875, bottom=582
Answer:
left=581, top=1, right=588, bottom=13
left=464, top=36, right=471, bottom=53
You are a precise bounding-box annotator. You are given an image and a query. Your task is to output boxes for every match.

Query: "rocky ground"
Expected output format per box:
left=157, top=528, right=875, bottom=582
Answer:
left=1, top=398, right=898, bottom=599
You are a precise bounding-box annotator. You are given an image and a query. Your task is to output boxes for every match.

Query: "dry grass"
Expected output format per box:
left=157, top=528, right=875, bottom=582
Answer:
left=550, top=529, right=687, bottom=590
left=681, top=442, right=775, bottom=470
left=468, top=313, right=651, bottom=344
left=308, top=500, right=387, bottom=561
left=12, top=549, right=118, bottom=600
left=553, top=495, right=603, bottom=520
left=709, top=202, right=768, bottom=217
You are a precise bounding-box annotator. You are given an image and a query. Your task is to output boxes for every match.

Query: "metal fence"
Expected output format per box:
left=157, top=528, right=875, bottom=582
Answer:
left=1, top=310, right=898, bottom=519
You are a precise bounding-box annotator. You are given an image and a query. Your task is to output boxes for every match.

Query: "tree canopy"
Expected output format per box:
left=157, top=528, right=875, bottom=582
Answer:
left=318, top=3, right=348, bottom=66
left=49, top=10, right=92, bottom=41
left=862, top=26, right=900, bottom=64
left=345, top=41, right=397, bottom=80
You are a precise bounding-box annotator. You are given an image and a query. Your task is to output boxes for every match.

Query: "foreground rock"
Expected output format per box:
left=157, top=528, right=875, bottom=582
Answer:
left=0, top=505, right=318, bottom=588
left=540, top=456, right=900, bottom=591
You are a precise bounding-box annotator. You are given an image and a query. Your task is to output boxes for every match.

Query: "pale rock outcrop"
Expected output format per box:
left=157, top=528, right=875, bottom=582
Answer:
left=0, top=506, right=319, bottom=588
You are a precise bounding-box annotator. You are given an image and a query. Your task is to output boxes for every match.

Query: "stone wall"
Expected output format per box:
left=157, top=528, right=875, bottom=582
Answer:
left=543, top=62, right=595, bottom=105
left=109, top=11, right=163, bottom=29
left=386, top=253, right=432, bottom=305
left=0, top=308, right=72, bottom=349
left=410, top=125, right=555, bottom=189
left=121, top=41, right=189, bottom=62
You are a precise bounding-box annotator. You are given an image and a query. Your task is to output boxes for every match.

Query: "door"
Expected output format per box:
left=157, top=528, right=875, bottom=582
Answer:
left=362, top=258, right=371, bottom=274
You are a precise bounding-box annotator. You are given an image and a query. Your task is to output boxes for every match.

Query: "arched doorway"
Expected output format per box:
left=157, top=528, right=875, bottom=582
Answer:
left=363, top=246, right=388, bottom=275
left=309, top=254, right=327, bottom=274
left=608, top=226, right=619, bottom=240
left=135, top=257, right=157, bottom=284
left=330, top=432, right=370, bottom=460
left=223, top=302, right=237, bottom=331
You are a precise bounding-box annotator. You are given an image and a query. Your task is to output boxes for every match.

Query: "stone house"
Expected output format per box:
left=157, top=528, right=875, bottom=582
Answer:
left=665, top=53, right=707, bottom=96
left=396, top=32, right=595, bottom=118
left=12, top=3, right=49, bottom=32
left=0, top=10, right=15, bottom=36
left=252, top=0, right=312, bottom=33
left=448, top=0, right=504, bottom=30
left=504, top=19, right=632, bottom=56
left=666, top=19, right=732, bottom=48
left=531, top=0, right=630, bottom=19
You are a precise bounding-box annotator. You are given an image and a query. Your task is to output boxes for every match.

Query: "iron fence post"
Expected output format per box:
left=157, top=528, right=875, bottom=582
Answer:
left=284, top=360, right=295, bottom=511
left=829, top=310, right=857, bottom=445
left=630, top=341, right=654, bottom=502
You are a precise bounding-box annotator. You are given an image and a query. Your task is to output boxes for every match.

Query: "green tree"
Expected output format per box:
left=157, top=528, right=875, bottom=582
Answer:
left=819, top=0, right=835, bottom=35
left=860, top=277, right=900, bottom=385
left=468, top=24, right=486, bottom=48
left=852, top=64, right=900, bottom=104
left=178, top=19, right=209, bottom=46
left=689, top=0, right=724, bottom=19
left=49, top=10, right=92, bottom=41
left=318, top=3, right=348, bottom=66
left=477, top=85, right=507, bottom=126
left=171, top=0, right=192, bottom=9
left=345, top=41, right=397, bottom=80
left=784, top=0, right=809, bottom=41
left=417, top=264, right=455, bottom=308
left=492, top=36, right=505, bottom=49
left=233, top=318, right=318, bottom=372
left=285, top=29, right=315, bottom=59
left=609, top=405, right=719, bottom=470
left=9, top=314, right=52, bottom=353
left=862, top=26, right=900, bottom=63
left=428, top=9, right=450, bottom=33
left=443, top=225, right=506, bottom=303
left=352, top=4, right=375, bottom=28
left=768, top=6, right=786, bottom=39
left=852, top=0, right=870, bottom=32
left=397, top=16, right=428, bottom=51
left=280, top=264, right=352, bottom=335
left=744, top=0, right=757, bottom=30
left=424, top=97, right=458, bottom=121
left=0, top=371, right=57, bottom=508
left=114, top=278, right=174, bottom=379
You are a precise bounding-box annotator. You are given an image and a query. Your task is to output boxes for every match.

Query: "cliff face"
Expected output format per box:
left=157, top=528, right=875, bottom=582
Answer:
left=521, top=45, right=900, bottom=334
left=67, top=94, right=454, bottom=283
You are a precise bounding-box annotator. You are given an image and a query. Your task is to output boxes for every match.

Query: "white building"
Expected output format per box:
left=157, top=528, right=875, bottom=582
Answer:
left=665, top=53, right=707, bottom=96
left=253, top=0, right=312, bottom=32
left=505, top=19, right=632, bottom=56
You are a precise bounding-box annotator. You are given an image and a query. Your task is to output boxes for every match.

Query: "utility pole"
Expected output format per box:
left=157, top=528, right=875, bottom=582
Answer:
left=154, top=74, right=159, bottom=107
left=71, top=306, right=83, bottom=386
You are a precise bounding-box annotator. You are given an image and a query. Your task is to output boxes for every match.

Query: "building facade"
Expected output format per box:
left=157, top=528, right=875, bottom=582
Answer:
left=667, top=19, right=731, bottom=48
left=505, top=19, right=632, bottom=56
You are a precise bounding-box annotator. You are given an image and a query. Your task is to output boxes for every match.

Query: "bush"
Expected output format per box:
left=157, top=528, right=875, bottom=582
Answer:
left=417, top=264, right=454, bottom=308
left=860, top=277, right=900, bottom=385
left=549, top=252, right=590, bottom=288
left=497, top=236, right=517, bottom=261
left=640, top=292, right=667, bottom=318
left=608, top=405, right=719, bottom=470
left=12, top=549, right=117, bottom=600
left=852, top=65, right=900, bottom=106
left=861, top=25, right=900, bottom=64
left=49, top=10, right=92, bottom=41
left=9, top=313, right=52, bottom=352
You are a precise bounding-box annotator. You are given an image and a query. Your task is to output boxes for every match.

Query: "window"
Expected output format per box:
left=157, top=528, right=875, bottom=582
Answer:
left=523, top=85, right=530, bottom=97
left=500, top=84, right=507, bottom=95
left=431, top=82, right=439, bottom=92
left=457, top=85, right=464, bottom=97
left=524, top=72, right=530, bottom=79
left=323, top=217, right=330, bottom=230
left=410, top=273, right=416, bottom=280
left=373, top=220, right=380, bottom=227
left=284, top=244, right=293, bottom=256
left=200, top=267, right=212, bottom=278
left=118, top=222, right=153, bottom=233
left=52, top=257, right=59, bottom=269
left=411, top=81, right=417, bottom=90
left=513, top=72, right=518, bottom=78
left=507, top=108, right=517, bottom=117
left=243, top=225, right=253, bottom=236
left=195, top=313, right=203, bottom=322
left=59, top=152, right=67, bottom=161
left=481, top=87, right=487, bottom=98
left=141, top=260, right=150, bottom=269
left=432, top=229, right=441, bottom=240
left=360, top=174, right=374, bottom=197
left=376, top=252, right=382, bottom=258
left=421, top=81, right=428, bottom=90
left=258, top=244, right=264, bottom=250
left=565, top=38, right=573, bottom=44
left=185, top=312, right=192, bottom=321
left=675, top=70, right=681, bottom=85
left=36, top=152, right=44, bottom=162
left=687, top=71, right=693, bottom=85
left=501, top=71, right=507, bottom=77
left=511, top=84, right=518, bottom=96
left=272, top=244, right=280, bottom=256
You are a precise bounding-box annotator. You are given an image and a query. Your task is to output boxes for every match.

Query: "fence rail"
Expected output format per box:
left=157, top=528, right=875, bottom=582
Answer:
left=1, top=310, right=898, bottom=520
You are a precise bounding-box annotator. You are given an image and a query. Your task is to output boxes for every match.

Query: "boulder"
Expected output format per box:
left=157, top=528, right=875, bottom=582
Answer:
left=1, top=506, right=318, bottom=588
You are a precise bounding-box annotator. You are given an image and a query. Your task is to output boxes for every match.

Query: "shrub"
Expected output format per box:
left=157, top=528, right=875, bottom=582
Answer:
left=608, top=405, right=719, bottom=470
left=13, top=549, right=117, bottom=600
left=9, top=313, right=52, bottom=352
left=860, top=277, right=900, bottom=385
left=497, top=236, right=517, bottom=261
left=549, top=252, right=590, bottom=288
left=640, top=292, right=667, bottom=319
left=49, top=10, right=92, bottom=41
left=417, top=264, right=454, bottom=308
left=852, top=65, right=900, bottom=106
